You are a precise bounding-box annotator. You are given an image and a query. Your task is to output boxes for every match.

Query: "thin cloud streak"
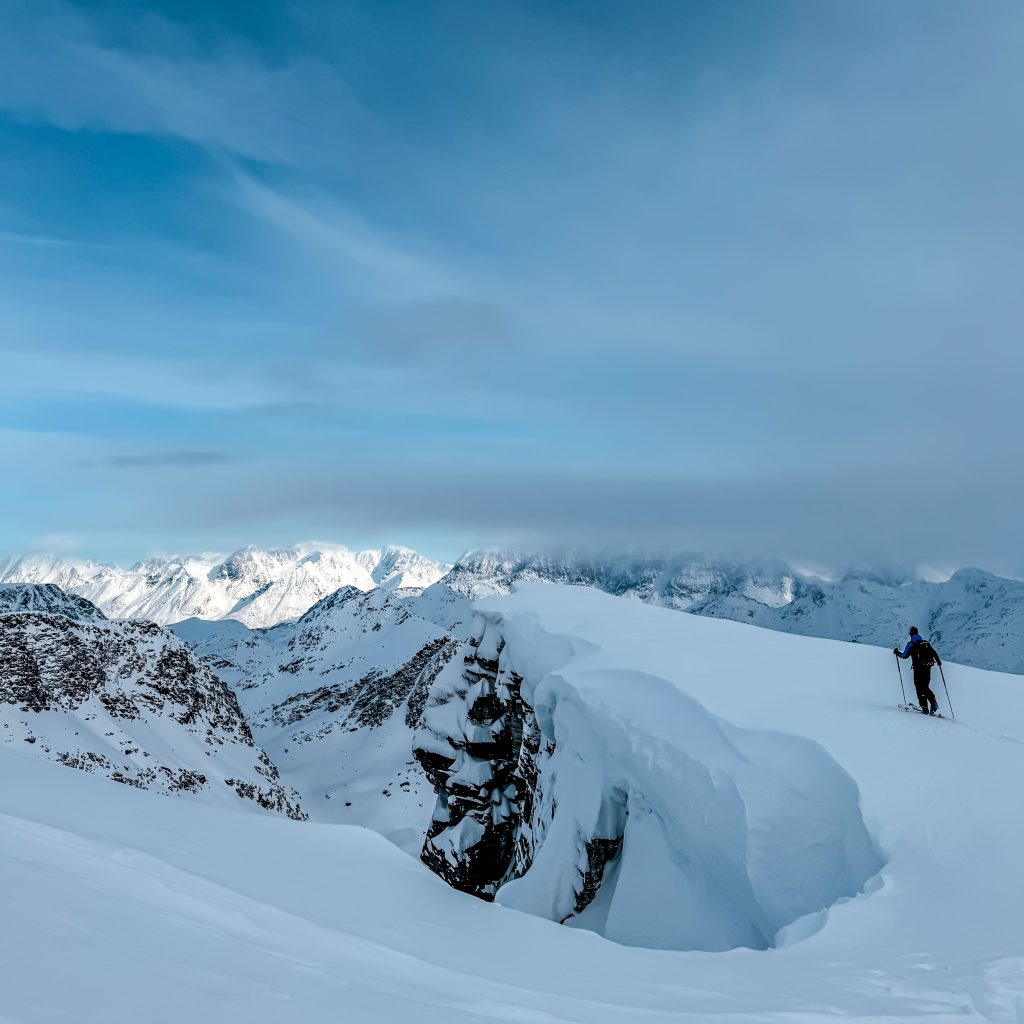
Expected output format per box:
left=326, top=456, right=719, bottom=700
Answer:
left=86, top=451, right=233, bottom=468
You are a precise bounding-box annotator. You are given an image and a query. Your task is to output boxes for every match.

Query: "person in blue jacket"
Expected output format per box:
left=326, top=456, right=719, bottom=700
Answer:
left=894, top=626, right=942, bottom=714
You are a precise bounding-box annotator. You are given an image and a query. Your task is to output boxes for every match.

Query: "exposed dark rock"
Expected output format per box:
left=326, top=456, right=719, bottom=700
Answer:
left=414, top=623, right=625, bottom=916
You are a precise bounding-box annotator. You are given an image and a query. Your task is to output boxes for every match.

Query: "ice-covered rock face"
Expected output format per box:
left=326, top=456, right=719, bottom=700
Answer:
left=414, top=587, right=884, bottom=952
left=0, top=589, right=305, bottom=820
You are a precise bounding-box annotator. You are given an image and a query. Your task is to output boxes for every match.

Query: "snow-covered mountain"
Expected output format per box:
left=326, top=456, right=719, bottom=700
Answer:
left=0, top=581, right=109, bottom=621
left=4, top=583, right=1024, bottom=1022
left=412, top=551, right=1024, bottom=673
left=170, top=586, right=459, bottom=848
left=0, top=544, right=450, bottom=628
left=0, top=585, right=305, bottom=818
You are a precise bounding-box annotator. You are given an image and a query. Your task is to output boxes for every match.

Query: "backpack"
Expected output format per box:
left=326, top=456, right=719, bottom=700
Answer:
left=910, top=639, right=937, bottom=670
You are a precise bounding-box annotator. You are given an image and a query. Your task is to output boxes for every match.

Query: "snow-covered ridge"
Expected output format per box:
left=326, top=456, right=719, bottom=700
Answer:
left=413, top=550, right=1024, bottom=673
left=0, top=544, right=450, bottom=628
left=414, top=583, right=883, bottom=950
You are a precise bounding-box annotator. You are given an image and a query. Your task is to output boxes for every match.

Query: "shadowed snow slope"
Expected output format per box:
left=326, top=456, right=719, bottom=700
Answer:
left=4, top=585, right=1024, bottom=1022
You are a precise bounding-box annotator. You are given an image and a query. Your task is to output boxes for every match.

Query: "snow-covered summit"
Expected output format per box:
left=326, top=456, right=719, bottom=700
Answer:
left=0, top=582, right=108, bottom=621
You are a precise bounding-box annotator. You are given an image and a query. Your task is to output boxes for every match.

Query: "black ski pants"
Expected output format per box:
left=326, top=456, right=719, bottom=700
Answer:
left=913, top=667, right=938, bottom=713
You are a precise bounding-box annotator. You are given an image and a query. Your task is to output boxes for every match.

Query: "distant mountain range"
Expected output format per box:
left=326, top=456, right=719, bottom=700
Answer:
left=3, top=544, right=1023, bottom=673
left=0, top=544, right=450, bottom=628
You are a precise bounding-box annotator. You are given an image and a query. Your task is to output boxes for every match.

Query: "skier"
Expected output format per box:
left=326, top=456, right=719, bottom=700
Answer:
left=894, top=627, right=942, bottom=715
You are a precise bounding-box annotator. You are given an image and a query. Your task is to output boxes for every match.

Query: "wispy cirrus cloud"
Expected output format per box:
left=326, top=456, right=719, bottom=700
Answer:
left=0, top=0, right=373, bottom=167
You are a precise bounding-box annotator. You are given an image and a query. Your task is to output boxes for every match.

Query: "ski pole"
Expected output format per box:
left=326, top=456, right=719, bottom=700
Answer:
left=938, top=664, right=955, bottom=720
left=895, top=652, right=908, bottom=705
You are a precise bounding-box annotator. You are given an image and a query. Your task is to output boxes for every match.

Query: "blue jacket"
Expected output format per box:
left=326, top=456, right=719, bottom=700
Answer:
left=897, top=635, right=941, bottom=666
left=897, top=636, right=924, bottom=659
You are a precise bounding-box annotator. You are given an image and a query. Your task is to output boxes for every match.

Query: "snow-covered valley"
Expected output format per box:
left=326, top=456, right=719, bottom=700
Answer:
left=3, top=581, right=1024, bottom=1022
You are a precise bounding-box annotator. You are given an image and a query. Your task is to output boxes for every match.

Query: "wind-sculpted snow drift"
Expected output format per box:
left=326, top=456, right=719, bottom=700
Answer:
left=414, top=583, right=883, bottom=951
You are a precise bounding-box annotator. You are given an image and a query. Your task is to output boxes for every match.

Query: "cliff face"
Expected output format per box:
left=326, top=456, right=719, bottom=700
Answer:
left=414, top=624, right=525, bottom=898
left=413, top=586, right=884, bottom=951
left=413, top=618, right=620, bottom=907
left=0, top=589, right=305, bottom=819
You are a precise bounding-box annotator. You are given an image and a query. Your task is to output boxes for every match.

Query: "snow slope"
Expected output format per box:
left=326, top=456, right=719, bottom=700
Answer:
left=0, top=544, right=450, bottom=627
left=3, top=581, right=1024, bottom=1021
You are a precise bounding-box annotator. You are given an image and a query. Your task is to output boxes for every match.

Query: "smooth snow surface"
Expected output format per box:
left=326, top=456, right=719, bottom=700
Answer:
left=3, top=585, right=1024, bottom=1021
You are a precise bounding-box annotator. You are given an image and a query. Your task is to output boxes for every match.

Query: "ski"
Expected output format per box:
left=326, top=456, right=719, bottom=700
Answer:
left=897, top=704, right=944, bottom=718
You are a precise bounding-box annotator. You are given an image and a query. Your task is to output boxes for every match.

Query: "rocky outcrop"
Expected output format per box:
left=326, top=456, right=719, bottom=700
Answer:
left=414, top=624, right=533, bottom=900
left=0, top=589, right=305, bottom=819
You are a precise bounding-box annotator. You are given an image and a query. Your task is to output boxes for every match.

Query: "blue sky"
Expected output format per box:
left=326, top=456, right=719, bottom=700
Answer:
left=2, top=0, right=1022, bottom=569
